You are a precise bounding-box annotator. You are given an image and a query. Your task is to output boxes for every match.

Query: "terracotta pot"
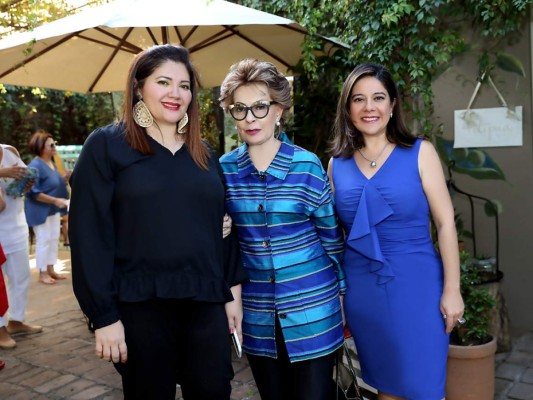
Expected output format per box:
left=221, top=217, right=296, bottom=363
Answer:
left=446, top=336, right=497, bottom=400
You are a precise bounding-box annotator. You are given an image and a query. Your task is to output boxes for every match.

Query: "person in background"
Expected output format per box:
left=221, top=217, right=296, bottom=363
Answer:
left=59, top=206, right=69, bottom=247
left=328, top=62, right=464, bottom=400
left=0, top=144, right=43, bottom=349
left=52, top=151, right=71, bottom=248
left=0, top=240, right=7, bottom=369
left=25, top=130, right=69, bottom=285
left=0, top=186, right=4, bottom=211
left=218, top=59, right=346, bottom=400
left=69, top=44, right=246, bottom=400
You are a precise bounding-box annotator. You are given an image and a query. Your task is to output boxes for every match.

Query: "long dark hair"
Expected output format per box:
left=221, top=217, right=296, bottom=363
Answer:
left=330, top=62, right=415, bottom=158
left=122, top=44, right=209, bottom=169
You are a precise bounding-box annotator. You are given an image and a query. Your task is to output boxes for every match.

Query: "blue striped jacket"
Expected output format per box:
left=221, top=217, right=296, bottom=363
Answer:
left=220, top=139, right=346, bottom=362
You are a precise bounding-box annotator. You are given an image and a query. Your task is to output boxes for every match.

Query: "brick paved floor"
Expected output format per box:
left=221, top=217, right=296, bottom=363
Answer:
left=0, top=249, right=259, bottom=400
left=1, top=248, right=532, bottom=399
left=496, top=332, right=533, bottom=400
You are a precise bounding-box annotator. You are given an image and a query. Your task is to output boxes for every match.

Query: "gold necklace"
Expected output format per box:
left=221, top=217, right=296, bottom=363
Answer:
left=358, top=142, right=389, bottom=168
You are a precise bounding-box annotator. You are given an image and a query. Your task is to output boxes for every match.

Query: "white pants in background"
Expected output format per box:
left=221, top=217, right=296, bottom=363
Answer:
left=0, top=247, right=31, bottom=327
left=33, top=213, right=61, bottom=272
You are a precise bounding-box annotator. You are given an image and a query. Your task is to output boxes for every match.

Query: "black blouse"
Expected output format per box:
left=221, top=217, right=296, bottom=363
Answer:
left=69, top=123, right=246, bottom=329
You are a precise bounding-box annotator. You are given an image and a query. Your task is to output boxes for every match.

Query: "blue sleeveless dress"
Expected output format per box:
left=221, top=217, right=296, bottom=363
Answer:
left=332, top=139, right=448, bottom=400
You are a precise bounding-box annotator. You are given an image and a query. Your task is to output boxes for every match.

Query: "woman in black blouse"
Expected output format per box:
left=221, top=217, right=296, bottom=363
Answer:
left=69, top=45, right=246, bottom=400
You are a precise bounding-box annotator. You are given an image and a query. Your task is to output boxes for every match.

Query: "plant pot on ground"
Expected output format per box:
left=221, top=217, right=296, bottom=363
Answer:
left=471, top=255, right=498, bottom=284
left=446, top=251, right=497, bottom=400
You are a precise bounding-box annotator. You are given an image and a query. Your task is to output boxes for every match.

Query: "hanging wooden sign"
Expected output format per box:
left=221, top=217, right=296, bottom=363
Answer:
left=453, top=106, right=523, bottom=148
left=453, top=72, right=523, bottom=148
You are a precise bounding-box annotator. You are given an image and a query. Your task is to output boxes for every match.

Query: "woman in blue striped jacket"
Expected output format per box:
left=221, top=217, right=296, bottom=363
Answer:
left=219, top=59, right=346, bottom=400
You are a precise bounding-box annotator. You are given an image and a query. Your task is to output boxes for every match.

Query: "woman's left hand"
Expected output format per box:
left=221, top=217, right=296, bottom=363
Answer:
left=225, top=284, right=243, bottom=345
left=24, top=179, right=35, bottom=193
left=340, top=294, right=346, bottom=327
left=440, top=288, right=465, bottom=334
left=222, top=213, right=232, bottom=239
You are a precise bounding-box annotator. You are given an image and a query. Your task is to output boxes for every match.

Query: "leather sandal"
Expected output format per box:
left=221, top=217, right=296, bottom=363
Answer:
left=0, top=327, right=16, bottom=349
left=38, top=277, right=56, bottom=285
left=7, top=322, right=43, bottom=336
left=48, top=273, right=66, bottom=280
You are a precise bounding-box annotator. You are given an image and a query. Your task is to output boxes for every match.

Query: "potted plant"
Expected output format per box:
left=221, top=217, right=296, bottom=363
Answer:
left=454, top=212, right=499, bottom=284
left=471, top=255, right=498, bottom=283
left=446, top=251, right=497, bottom=400
left=453, top=212, right=471, bottom=252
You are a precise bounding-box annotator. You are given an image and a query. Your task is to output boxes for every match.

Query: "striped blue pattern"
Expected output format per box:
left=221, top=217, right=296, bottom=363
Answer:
left=220, top=139, right=346, bottom=362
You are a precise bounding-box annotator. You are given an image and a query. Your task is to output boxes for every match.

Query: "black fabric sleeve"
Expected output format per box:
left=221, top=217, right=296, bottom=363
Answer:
left=223, top=229, right=248, bottom=288
left=210, top=145, right=248, bottom=288
left=69, top=127, right=119, bottom=329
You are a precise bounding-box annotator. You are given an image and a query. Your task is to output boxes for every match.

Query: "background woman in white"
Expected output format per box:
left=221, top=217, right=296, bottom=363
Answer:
left=0, top=144, right=43, bottom=349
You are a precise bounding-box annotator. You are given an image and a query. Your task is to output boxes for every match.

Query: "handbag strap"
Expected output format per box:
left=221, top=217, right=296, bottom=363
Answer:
left=336, top=350, right=340, bottom=400
left=336, top=341, right=364, bottom=400
left=342, top=341, right=363, bottom=398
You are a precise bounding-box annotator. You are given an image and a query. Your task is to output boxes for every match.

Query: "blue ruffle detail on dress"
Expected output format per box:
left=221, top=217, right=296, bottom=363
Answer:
left=346, top=183, right=394, bottom=284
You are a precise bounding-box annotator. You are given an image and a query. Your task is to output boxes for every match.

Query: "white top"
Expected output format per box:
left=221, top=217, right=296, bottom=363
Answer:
left=0, top=144, right=29, bottom=254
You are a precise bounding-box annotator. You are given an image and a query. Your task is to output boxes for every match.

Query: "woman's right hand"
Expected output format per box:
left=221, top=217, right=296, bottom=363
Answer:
left=222, top=213, right=232, bottom=239
left=54, top=198, right=69, bottom=209
left=95, top=320, right=128, bottom=364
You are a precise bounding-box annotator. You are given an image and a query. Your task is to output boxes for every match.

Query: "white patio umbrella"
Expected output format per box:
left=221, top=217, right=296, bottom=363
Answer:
left=0, top=0, right=344, bottom=92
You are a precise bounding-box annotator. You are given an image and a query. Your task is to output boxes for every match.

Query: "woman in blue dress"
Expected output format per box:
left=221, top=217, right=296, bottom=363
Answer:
left=328, top=63, right=464, bottom=400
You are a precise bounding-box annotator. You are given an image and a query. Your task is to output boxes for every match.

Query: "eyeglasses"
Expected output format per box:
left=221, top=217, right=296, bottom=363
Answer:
left=228, top=101, right=278, bottom=121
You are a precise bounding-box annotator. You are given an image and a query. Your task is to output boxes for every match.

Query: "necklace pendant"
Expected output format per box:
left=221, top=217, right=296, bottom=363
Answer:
left=370, top=160, right=377, bottom=168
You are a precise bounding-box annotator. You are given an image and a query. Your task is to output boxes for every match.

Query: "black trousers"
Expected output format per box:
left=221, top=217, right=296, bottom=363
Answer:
left=114, top=299, right=233, bottom=400
left=247, top=317, right=336, bottom=400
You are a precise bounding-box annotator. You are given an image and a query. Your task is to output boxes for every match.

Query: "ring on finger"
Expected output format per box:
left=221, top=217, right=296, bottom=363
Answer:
left=457, top=317, right=466, bottom=325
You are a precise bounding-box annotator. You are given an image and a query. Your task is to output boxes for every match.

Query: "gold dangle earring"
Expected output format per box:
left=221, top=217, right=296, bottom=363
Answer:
left=133, top=98, right=153, bottom=128
left=177, top=113, right=189, bottom=134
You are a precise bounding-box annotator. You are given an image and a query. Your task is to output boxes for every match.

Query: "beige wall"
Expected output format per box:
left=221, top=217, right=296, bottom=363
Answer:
left=432, top=22, right=533, bottom=333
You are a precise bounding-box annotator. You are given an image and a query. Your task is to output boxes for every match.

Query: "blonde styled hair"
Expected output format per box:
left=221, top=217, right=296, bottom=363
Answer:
left=219, top=59, right=291, bottom=134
